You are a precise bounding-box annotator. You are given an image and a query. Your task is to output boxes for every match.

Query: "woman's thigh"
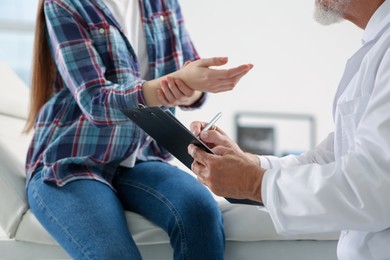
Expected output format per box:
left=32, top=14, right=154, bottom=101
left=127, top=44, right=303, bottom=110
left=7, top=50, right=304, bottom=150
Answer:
left=27, top=172, right=142, bottom=260
left=113, top=161, right=225, bottom=259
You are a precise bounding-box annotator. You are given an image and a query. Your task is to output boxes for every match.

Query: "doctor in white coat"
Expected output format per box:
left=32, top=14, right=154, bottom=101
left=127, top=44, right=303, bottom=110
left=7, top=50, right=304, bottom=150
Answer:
left=186, top=0, right=390, bottom=259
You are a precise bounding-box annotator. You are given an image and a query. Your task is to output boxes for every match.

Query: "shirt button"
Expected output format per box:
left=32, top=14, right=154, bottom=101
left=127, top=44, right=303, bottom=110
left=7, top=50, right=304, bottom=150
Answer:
left=160, top=15, right=165, bottom=22
left=99, top=28, right=105, bottom=34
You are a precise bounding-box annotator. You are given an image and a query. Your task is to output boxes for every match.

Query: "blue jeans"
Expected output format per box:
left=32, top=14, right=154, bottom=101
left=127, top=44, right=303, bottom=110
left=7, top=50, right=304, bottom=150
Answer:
left=27, top=161, right=225, bottom=259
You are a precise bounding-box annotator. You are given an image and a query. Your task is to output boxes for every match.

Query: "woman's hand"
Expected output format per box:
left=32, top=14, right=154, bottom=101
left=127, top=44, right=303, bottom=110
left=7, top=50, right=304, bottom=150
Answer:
left=142, top=57, right=253, bottom=107
left=157, top=76, right=202, bottom=107
left=172, top=57, right=253, bottom=93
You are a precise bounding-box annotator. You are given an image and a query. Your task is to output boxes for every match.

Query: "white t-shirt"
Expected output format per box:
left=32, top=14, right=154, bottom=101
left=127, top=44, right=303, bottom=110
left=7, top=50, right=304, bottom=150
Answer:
left=104, top=0, right=150, bottom=167
left=104, top=0, right=150, bottom=80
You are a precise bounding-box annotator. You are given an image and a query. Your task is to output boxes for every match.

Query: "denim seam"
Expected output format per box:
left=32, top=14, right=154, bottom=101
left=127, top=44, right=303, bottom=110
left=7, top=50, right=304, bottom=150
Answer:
left=29, top=181, right=94, bottom=260
left=116, top=179, right=189, bottom=259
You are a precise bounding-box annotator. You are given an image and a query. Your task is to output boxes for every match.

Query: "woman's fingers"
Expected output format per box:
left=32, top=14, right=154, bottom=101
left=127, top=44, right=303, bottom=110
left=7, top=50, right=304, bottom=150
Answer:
left=199, top=65, right=253, bottom=93
left=173, top=79, right=194, bottom=97
left=158, top=77, right=198, bottom=106
left=157, top=88, right=171, bottom=107
left=160, top=79, right=176, bottom=104
left=223, top=64, right=254, bottom=79
left=195, top=57, right=229, bottom=67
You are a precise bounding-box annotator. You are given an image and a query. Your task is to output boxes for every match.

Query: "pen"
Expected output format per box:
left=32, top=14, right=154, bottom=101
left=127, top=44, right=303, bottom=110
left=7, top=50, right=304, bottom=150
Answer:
left=202, top=112, right=222, bottom=133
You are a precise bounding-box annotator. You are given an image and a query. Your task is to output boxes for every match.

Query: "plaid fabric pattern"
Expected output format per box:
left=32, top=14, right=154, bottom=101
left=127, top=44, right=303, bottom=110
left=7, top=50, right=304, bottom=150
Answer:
left=26, top=0, right=203, bottom=187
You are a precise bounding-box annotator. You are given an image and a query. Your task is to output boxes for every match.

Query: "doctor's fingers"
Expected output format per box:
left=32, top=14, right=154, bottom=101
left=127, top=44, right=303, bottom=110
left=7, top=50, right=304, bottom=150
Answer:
left=188, top=144, right=214, bottom=166
left=206, top=123, right=228, bottom=136
left=200, top=130, right=235, bottom=150
left=211, top=145, right=237, bottom=157
left=192, top=161, right=210, bottom=186
left=190, top=121, right=208, bottom=136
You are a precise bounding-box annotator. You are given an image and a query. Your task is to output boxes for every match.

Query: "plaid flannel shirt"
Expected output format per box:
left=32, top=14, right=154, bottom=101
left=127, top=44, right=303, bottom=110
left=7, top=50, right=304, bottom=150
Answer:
left=26, top=0, right=204, bottom=188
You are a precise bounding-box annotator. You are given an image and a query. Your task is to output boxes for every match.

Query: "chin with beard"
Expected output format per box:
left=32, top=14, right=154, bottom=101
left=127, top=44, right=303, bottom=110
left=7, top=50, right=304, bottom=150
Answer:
left=313, top=0, right=351, bottom=25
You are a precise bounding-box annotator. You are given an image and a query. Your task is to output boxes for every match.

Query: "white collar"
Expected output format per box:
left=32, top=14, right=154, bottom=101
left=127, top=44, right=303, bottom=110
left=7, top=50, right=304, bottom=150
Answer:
left=362, top=1, right=390, bottom=44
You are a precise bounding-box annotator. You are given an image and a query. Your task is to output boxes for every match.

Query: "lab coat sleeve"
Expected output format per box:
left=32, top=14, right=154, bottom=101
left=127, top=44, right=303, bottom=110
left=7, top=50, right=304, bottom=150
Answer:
left=262, top=51, right=390, bottom=235
left=259, top=132, right=335, bottom=169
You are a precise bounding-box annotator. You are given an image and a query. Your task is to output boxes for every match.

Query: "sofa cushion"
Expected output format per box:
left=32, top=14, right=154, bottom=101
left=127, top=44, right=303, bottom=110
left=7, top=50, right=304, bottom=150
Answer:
left=219, top=200, right=339, bottom=242
left=15, top=196, right=339, bottom=247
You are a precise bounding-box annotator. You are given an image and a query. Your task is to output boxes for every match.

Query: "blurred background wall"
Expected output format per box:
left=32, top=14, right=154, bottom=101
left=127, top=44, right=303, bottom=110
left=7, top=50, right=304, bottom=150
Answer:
left=178, top=0, right=362, bottom=153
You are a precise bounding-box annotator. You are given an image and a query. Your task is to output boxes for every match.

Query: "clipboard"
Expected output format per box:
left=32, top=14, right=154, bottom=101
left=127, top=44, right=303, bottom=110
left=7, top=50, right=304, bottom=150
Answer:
left=121, top=106, right=212, bottom=168
left=121, top=107, right=263, bottom=206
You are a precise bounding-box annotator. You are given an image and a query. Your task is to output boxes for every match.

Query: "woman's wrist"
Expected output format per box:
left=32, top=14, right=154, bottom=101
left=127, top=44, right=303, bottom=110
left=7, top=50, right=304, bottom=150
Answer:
left=141, top=78, right=163, bottom=107
left=185, top=90, right=202, bottom=106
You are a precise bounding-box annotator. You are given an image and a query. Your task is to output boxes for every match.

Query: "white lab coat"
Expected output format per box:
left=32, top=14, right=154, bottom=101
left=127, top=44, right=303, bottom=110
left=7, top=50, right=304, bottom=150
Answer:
left=261, top=1, right=390, bottom=259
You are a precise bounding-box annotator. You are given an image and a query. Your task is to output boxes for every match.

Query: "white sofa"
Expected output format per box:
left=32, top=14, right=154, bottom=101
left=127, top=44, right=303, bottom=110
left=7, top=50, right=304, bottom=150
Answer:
left=0, top=61, right=339, bottom=260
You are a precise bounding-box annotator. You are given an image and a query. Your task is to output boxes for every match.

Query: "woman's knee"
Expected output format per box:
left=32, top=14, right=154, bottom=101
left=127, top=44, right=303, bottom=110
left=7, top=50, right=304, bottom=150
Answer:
left=171, top=186, right=223, bottom=230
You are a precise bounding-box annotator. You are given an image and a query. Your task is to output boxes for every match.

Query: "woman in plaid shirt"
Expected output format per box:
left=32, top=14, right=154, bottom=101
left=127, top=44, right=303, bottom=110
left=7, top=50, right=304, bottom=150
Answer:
left=25, top=0, right=252, bottom=259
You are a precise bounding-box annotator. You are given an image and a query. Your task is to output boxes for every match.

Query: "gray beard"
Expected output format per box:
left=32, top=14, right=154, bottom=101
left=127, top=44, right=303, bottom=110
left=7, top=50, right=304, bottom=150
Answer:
left=313, top=0, right=350, bottom=25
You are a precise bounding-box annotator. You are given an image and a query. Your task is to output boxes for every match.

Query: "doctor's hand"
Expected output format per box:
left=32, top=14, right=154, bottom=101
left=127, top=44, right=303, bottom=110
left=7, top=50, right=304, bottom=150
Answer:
left=172, top=57, right=253, bottom=93
left=187, top=124, right=265, bottom=202
left=190, top=121, right=241, bottom=151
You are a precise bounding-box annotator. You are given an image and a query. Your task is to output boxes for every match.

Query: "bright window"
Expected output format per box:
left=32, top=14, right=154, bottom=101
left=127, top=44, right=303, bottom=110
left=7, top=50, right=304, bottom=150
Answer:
left=0, top=0, right=39, bottom=85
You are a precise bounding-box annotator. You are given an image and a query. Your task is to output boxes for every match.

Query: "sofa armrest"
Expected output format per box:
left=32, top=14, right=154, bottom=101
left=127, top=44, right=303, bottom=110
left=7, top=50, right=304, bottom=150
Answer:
left=0, top=113, right=32, bottom=238
left=0, top=140, right=28, bottom=238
